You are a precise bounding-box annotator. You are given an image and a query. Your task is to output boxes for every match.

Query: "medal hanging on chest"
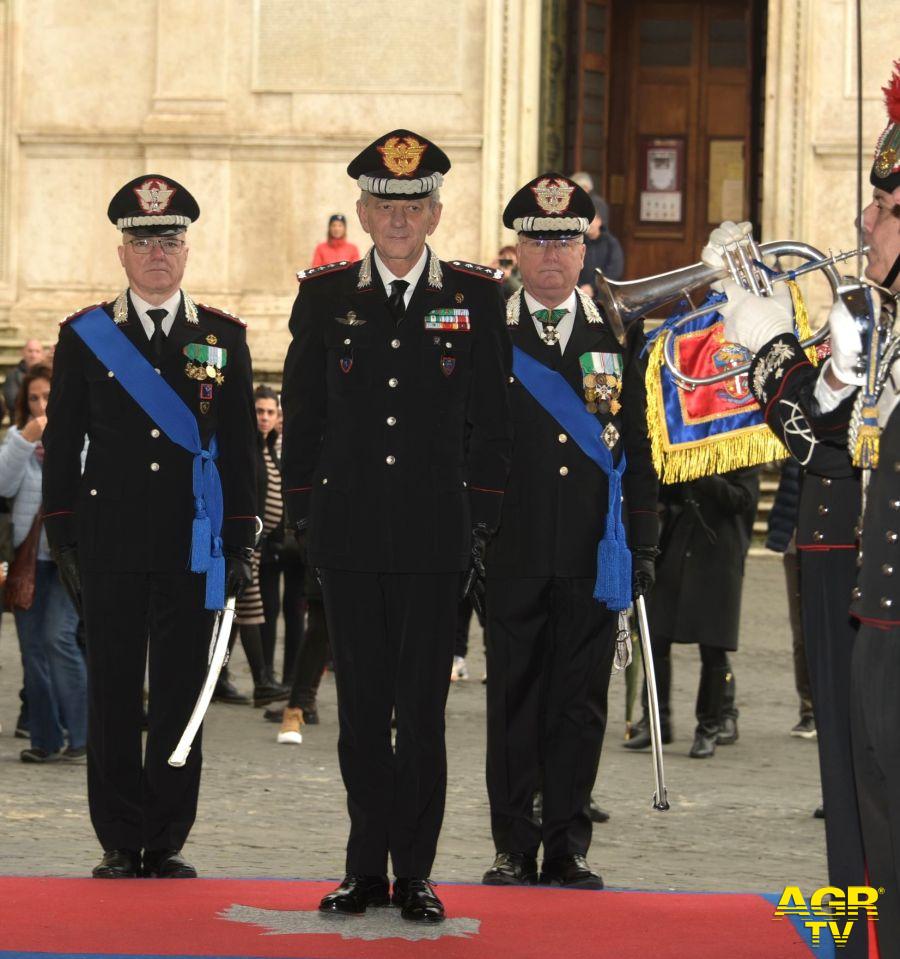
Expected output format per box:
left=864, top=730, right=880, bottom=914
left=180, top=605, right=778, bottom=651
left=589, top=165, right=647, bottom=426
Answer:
left=183, top=342, right=227, bottom=385
left=580, top=351, right=623, bottom=415
left=533, top=307, right=566, bottom=347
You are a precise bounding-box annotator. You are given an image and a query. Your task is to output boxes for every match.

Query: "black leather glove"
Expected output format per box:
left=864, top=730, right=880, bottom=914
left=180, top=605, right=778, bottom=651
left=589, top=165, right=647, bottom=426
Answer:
left=52, top=544, right=82, bottom=615
left=462, top=523, right=492, bottom=620
left=631, top=546, right=659, bottom=599
left=224, top=546, right=253, bottom=600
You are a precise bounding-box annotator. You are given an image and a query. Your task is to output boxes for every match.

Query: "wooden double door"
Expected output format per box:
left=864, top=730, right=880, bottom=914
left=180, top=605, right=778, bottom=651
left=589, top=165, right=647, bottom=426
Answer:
left=565, top=0, right=765, bottom=280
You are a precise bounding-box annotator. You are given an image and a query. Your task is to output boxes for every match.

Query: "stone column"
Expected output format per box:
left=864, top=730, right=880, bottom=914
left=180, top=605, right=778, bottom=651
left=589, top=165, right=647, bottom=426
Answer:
left=480, top=0, right=542, bottom=259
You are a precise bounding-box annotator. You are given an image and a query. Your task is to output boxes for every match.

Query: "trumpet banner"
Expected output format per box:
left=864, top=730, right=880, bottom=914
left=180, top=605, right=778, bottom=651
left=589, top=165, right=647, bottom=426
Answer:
left=645, top=283, right=815, bottom=484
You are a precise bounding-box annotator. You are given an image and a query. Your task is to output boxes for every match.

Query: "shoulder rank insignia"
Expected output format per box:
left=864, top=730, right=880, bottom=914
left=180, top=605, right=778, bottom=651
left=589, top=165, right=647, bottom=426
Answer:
left=198, top=303, right=246, bottom=327
left=297, top=261, right=352, bottom=284
left=448, top=260, right=505, bottom=283
left=59, top=302, right=108, bottom=327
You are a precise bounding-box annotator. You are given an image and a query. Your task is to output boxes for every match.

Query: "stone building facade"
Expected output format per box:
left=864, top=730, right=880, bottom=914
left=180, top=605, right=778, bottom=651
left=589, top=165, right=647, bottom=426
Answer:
left=0, top=1, right=894, bottom=375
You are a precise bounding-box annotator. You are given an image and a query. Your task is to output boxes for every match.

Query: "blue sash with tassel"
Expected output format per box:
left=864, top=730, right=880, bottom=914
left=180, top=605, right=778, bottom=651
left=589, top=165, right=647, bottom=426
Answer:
left=512, top=346, right=631, bottom=611
left=70, top=308, right=225, bottom=610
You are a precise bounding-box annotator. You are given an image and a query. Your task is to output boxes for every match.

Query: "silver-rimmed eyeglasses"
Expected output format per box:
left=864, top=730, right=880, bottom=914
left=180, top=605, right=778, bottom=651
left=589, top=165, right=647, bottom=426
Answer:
left=126, top=237, right=187, bottom=255
left=519, top=237, right=584, bottom=253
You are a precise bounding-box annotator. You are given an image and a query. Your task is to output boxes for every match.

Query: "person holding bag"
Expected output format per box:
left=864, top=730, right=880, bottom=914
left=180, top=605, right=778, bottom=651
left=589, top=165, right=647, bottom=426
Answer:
left=0, top=363, right=86, bottom=763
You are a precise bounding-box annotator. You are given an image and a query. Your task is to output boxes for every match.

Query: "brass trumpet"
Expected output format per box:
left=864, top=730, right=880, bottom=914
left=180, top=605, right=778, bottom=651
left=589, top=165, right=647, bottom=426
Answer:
left=595, top=240, right=867, bottom=389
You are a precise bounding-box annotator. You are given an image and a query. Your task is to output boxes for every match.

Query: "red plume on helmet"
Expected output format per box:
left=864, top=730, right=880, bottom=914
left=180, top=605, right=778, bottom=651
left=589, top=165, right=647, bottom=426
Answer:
left=883, top=59, right=900, bottom=125
left=872, top=61, right=900, bottom=192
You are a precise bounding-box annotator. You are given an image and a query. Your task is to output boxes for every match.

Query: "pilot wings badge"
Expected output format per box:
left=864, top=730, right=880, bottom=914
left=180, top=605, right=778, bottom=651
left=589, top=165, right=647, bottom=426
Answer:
left=378, top=136, right=427, bottom=177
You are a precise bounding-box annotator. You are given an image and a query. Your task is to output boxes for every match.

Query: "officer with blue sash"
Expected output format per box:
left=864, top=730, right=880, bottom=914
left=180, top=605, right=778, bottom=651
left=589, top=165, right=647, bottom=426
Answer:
left=482, top=175, right=659, bottom=889
left=42, top=175, right=257, bottom=881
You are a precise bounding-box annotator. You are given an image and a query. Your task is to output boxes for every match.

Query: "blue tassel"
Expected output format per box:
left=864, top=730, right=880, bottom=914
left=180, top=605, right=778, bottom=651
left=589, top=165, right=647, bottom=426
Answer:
left=594, top=535, right=632, bottom=612
left=191, top=512, right=211, bottom=573
left=592, top=455, right=633, bottom=612
left=205, top=552, right=225, bottom=611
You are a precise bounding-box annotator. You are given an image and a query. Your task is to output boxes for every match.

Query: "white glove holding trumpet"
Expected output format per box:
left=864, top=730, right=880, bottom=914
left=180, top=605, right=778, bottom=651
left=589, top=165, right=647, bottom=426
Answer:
left=703, top=221, right=794, bottom=354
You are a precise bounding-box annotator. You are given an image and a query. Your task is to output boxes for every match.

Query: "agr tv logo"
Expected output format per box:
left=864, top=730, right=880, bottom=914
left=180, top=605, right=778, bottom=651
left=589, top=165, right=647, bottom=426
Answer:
left=773, top=885, right=880, bottom=948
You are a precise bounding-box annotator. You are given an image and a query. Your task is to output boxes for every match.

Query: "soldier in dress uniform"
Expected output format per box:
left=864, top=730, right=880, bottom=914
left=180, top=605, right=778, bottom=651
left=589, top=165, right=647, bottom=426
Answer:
left=710, top=66, right=900, bottom=956
left=42, top=175, right=257, bottom=880
left=481, top=175, right=659, bottom=889
left=714, top=336, right=867, bottom=953
left=281, top=130, right=512, bottom=922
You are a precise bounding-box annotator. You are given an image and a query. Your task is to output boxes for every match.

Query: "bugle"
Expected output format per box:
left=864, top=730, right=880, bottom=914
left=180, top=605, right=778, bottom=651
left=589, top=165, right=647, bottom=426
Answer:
left=595, top=240, right=867, bottom=389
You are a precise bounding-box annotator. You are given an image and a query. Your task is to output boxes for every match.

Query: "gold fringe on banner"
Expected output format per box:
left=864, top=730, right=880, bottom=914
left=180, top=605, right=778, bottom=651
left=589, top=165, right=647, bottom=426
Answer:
left=645, top=282, right=815, bottom=484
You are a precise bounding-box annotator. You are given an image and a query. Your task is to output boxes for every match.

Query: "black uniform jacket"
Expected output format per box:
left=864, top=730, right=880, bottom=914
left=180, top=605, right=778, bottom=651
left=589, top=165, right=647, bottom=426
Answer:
left=746, top=334, right=861, bottom=552
left=647, top=469, right=759, bottom=650
left=487, top=289, right=659, bottom=579
left=42, top=291, right=257, bottom=572
left=281, top=248, right=512, bottom=573
left=747, top=334, right=894, bottom=621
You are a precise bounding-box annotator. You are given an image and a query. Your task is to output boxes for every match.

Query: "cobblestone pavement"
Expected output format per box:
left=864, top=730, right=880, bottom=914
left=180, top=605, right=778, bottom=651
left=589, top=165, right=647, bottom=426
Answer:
left=0, top=555, right=828, bottom=893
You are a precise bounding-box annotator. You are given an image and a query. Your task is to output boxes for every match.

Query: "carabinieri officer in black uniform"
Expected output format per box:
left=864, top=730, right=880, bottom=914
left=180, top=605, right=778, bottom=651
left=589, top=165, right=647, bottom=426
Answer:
left=482, top=175, right=659, bottom=890
left=281, top=131, right=512, bottom=923
left=42, top=175, right=257, bottom=881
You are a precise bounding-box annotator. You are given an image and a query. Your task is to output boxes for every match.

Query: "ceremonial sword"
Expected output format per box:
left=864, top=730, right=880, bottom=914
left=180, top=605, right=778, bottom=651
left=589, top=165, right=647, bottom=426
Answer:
left=168, top=596, right=238, bottom=768
left=169, top=517, right=263, bottom=768
left=635, top=595, right=670, bottom=811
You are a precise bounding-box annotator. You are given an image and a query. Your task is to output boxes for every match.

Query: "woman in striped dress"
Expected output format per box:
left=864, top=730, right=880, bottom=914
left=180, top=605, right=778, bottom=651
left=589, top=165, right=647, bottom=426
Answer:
left=234, top=386, right=289, bottom=707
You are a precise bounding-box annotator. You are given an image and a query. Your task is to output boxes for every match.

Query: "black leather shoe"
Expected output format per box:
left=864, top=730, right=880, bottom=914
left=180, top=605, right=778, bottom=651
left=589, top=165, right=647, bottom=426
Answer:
left=482, top=852, right=538, bottom=885
left=392, top=878, right=445, bottom=923
left=717, top=715, right=739, bottom=745
left=319, top=875, right=390, bottom=915
left=253, top=683, right=290, bottom=708
left=689, top=727, right=718, bottom=759
left=540, top=855, right=604, bottom=890
left=623, top=720, right=673, bottom=750
left=213, top=677, right=251, bottom=705
left=588, top=799, right=610, bottom=824
left=93, top=848, right=141, bottom=879
left=142, top=849, right=198, bottom=878
left=302, top=706, right=319, bottom=725
left=814, top=806, right=825, bottom=819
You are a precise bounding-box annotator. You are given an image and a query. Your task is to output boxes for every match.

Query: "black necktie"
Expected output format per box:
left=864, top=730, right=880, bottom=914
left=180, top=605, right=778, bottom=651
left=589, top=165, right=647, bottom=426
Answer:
left=386, top=279, right=409, bottom=324
left=147, top=308, right=167, bottom=359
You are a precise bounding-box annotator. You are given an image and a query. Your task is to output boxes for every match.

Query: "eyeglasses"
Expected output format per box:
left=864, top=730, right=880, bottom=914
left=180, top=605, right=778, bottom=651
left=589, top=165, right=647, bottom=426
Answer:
left=519, top=237, right=584, bottom=253
left=125, top=237, right=187, bottom=255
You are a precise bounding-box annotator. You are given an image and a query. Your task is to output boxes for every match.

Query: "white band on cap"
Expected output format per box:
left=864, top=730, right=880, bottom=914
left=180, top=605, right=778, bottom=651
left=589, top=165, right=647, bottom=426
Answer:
left=117, top=214, right=192, bottom=229
left=357, top=173, right=444, bottom=196
left=513, top=216, right=590, bottom=234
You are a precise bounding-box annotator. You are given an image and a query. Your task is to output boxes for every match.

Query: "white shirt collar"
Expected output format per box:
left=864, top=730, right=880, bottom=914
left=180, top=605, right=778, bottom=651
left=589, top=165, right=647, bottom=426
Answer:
left=129, top=289, right=182, bottom=340
left=373, top=247, right=429, bottom=309
left=523, top=289, right=578, bottom=353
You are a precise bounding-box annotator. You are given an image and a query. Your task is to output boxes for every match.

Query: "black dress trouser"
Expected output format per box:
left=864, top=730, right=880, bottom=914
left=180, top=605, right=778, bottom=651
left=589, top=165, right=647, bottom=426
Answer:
left=287, top=598, right=329, bottom=711
left=485, top=576, right=616, bottom=860
left=851, top=624, right=900, bottom=959
left=799, top=550, right=868, bottom=959
left=320, top=569, right=459, bottom=879
left=81, top=570, right=213, bottom=852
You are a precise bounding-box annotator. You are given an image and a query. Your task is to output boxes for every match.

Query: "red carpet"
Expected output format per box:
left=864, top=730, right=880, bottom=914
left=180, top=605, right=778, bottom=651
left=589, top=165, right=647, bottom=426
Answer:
left=0, top=877, right=817, bottom=959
